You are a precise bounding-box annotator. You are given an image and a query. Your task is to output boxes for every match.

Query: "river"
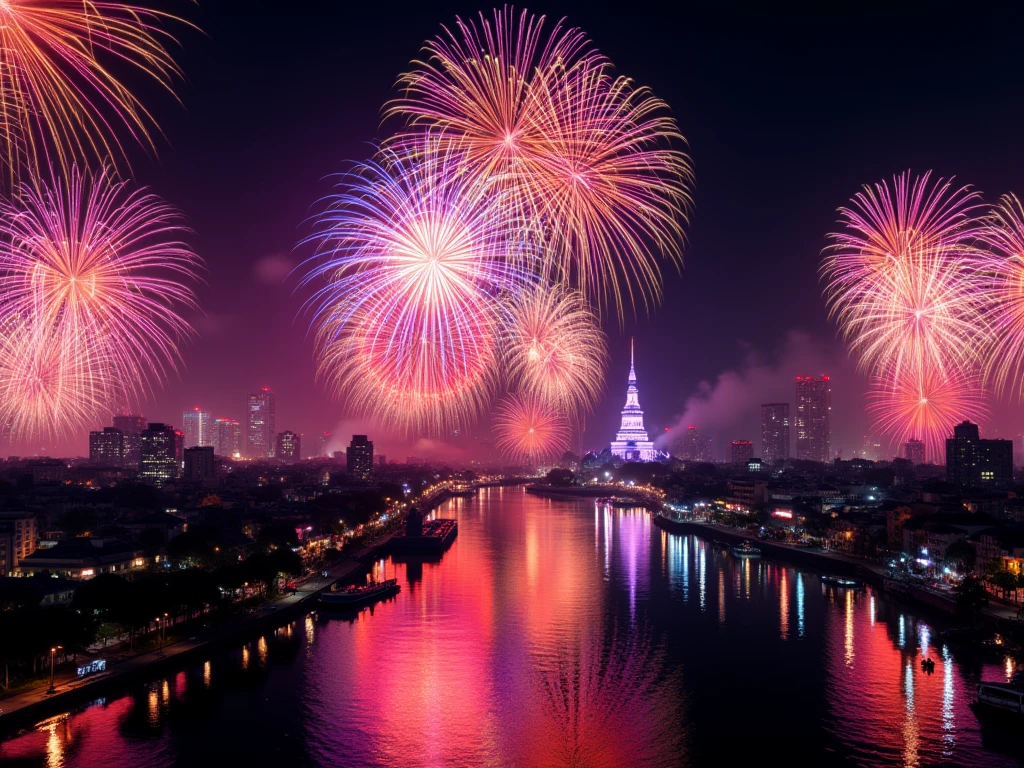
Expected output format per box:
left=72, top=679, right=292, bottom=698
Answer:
left=1, top=486, right=1021, bottom=767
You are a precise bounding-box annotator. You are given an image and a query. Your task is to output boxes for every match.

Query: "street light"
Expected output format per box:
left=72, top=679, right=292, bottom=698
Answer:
left=156, top=617, right=162, bottom=652
left=46, top=645, right=62, bottom=694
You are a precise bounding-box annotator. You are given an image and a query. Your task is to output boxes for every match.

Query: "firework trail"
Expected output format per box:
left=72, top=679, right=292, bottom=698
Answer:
left=0, top=166, right=199, bottom=442
left=302, top=134, right=528, bottom=435
left=502, top=284, right=606, bottom=418
left=388, top=7, right=691, bottom=319
left=822, top=171, right=990, bottom=380
left=493, top=392, right=571, bottom=464
left=0, top=0, right=191, bottom=188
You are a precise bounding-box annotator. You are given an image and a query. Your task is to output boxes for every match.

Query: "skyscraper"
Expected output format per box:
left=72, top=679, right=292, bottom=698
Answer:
left=730, top=440, right=754, bottom=466
left=182, top=408, right=212, bottom=448
left=946, top=421, right=1013, bottom=487
left=140, top=423, right=182, bottom=485
left=112, top=414, right=146, bottom=470
left=674, top=425, right=712, bottom=462
left=760, top=403, right=790, bottom=463
left=609, top=341, right=655, bottom=462
left=212, top=418, right=242, bottom=458
left=347, top=435, right=374, bottom=479
left=902, top=439, right=925, bottom=465
left=276, top=430, right=301, bottom=461
left=246, top=388, right=276, bottom=458
left=795, top=376, right=831, bottom=463
left=316, top=431, right=331, bottom=458
left=183, top=446, right=215, bottom=482
left=89, top=427, right=125, bottom=467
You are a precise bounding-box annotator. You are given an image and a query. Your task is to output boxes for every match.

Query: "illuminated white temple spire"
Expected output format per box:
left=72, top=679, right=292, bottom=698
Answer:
left=610, top=338, right=655, bottom=462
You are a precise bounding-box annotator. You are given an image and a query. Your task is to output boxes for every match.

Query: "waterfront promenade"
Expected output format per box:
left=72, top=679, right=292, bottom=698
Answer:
left=0, top=534, right=392, bottom=729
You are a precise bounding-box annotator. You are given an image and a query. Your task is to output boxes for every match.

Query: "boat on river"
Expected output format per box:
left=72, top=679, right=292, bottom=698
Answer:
left=731, top=541, right=761, bottom=557
left=319, top=578, right=400, bottom=607
left=821, top=575, right=864, bottom=589
left=973, top=681, right=1024, bottom=719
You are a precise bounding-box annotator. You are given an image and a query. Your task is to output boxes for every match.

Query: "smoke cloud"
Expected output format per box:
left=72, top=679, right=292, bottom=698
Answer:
left=657, top=331, right=868, bottom=460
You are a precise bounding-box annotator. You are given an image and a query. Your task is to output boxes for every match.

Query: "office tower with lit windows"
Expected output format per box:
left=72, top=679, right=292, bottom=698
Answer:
left=760, top=403, right=790, bottom=463
left=902, top=439, right=925, bottom=465
left=89, top=427, right=125, bottom=467
left=112, top=414, right=146, bottom=470
left=276, top=430, right=301, bottom=461
left=316, top=431, right=331, bottom=458
left=184, top=446, right=215, bottom=482
left=182, top=408, right=212, bottom=448
left=795, top=375, right=831, bottom=463
left=730, top=440, right=754, bottom=466
left=347, top=435, right=374, bottom=479
left=946, top=421, right=1013, bottom=487
left=246, top=388, right=276, bottom=458
left=212, top=418, right=242, bottom=458
left=140, top=423, right=182, bottom=485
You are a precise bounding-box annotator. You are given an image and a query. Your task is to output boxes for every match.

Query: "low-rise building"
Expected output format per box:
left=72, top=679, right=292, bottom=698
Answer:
left=18, top=537, right=146, bottom=580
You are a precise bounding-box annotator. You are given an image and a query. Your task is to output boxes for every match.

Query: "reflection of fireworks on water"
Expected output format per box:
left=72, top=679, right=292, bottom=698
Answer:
left=523, top=619, right=685, bottom=767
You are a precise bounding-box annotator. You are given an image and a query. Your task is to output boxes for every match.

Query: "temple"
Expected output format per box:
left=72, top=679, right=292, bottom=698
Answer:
left=610, top=340, right=656, bottom=462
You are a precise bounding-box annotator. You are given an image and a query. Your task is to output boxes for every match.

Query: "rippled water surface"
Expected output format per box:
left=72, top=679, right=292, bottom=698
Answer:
left=2, top=487, right=1022, bottom=767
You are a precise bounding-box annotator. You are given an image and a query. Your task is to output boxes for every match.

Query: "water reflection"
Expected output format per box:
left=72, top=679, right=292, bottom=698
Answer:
left=0, top=492, right=1020, bottom=767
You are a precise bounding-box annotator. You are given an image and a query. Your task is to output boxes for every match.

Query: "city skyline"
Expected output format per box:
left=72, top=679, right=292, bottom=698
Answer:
left=3, top=4, right=1024, bottom=466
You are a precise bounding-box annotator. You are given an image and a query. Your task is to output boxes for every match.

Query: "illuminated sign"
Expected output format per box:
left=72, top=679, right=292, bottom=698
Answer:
left=772, top=510, right=793, bottom=519
left=77, top=659, right=106, bottom=678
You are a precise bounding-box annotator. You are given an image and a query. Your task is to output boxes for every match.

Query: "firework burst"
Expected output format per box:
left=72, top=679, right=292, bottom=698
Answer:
left=0, top=166, right=199, bottom=441
left=0, top=0, right=191, bottom=187
left=866, top=364, right=989, bottom=463
left=388, top=7, right=691, bottom=319
left=502, top=284, right=606, bottom=418
left=493, top=392, right=570, bottom=464
left=975, top=193, right=1024, bottom=397
left=303, top=134, right=527, bottom=435
left=822, top=171, right=990, bottom=380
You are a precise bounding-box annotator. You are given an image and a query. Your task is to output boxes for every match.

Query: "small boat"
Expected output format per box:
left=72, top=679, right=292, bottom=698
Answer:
left=731, top=541, right=761, bottom=557
left=973, top=682, right=1024, bottom=718
left=320, top=578, right=400, bottom=607
left=821, top=575, right=864, bottom=589
left=921, top=658, right=936, bottom=674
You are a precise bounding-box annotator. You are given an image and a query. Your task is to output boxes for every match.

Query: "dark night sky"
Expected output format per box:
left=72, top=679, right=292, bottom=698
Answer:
left=37, top=2, right=1024, bottom=459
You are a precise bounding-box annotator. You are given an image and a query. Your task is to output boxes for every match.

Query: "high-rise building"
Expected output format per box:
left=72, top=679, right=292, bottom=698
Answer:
left=276, top=430, right=301, bottom=461
left=609, top=341, right=656, bottom=462
left=730, top=440, right=754, bottom=466
left=902, top=439, right=925, bottom=465
left=182, top=408, right=212, bottom=448
left=347, top=435, right=374, bottom=479
left=316, top=431, right=331, bottom=458
left=376, top=454, right=387, bottom=467
left=183, top=446, right=215, bottom=483
left=212, top=418, right=242, bottom=458
left=112, top=414, right=146, bottom=470
left=0, top=511, right=37, bottom=575
left=246, top=388, right=276, bottom=458
left=673, top=425, right=712, bottom=462
left=140, top=423, right=182, bottom=485
left=760, top=403, right=790, bottom=463
left=795, top=375, right=831, bottom=463
left=946, top=421, right=1013, bottom=487
left=89, top=427, right=125, bottom=467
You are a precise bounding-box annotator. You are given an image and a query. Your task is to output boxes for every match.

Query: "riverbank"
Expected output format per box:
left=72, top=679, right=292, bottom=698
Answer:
left=0, top=532, right=395, bottom=732
left=652, top=515, right=1023, bottom=632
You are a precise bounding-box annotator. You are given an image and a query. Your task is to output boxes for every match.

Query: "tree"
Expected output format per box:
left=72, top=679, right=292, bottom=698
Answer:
left=257, top=522, right=299, bottom=550
left=944, top=540, right=976, bottom=571
left=956, top=576, right=989, bottom=620
left=545, top=468, right=575, bottom=487
left=57, top=507, right=98, bottom=536
left=990, top=569, right=1020, bottom=601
